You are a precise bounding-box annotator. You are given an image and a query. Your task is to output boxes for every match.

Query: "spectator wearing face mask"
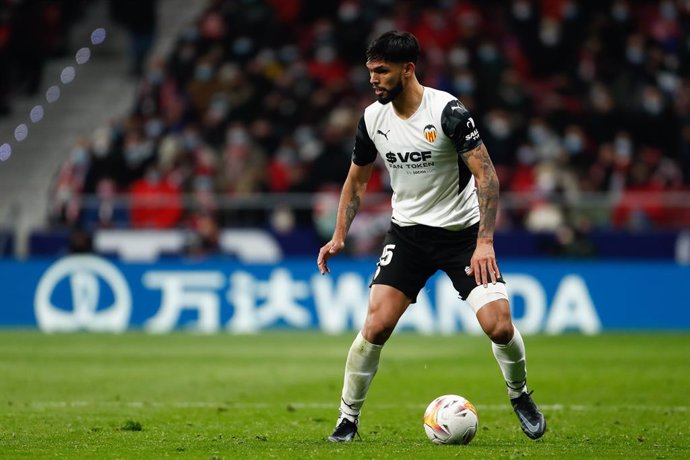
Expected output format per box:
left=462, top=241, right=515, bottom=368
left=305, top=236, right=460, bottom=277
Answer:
left=49, top=139, right=92, bottom=227
left=48, top=0, right=690, bottom=246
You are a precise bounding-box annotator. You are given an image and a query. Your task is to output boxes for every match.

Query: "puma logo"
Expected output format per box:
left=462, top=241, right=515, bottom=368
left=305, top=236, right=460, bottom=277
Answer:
left=377, top=129, right=390, bottom=140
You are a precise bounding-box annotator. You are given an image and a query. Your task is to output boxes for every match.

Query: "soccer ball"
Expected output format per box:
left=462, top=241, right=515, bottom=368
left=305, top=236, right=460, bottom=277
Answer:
left=423, top=394, right=478, bottom=445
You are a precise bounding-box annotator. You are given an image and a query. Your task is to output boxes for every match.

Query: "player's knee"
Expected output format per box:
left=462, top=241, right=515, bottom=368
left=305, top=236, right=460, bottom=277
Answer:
left=486, top=320, right=514, bottom=345
left=363, top=290, right=408, bottom=345
left=362, top=306, right=396, bottom=344
left=362, top=319, right=394, bottom=345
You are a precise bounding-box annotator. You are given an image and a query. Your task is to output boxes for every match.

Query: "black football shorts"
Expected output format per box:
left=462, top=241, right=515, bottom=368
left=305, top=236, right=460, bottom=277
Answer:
left=370, top=223, right=504, bottom=303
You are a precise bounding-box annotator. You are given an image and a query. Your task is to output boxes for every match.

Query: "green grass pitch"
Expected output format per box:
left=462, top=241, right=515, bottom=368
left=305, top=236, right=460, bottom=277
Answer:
left=0, top=331, right=688, bottom=459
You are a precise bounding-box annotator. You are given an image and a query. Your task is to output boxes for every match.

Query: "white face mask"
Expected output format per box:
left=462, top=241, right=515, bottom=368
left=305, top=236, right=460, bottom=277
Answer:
left=454, top=75, right=475, bottom=94
left=611, top=3, right=630, bottom=22
left=512, top=1, right=532, bottom=20
left=145, top=169, right=161, bottom=184
left=338, top=2, right=359, bottom=21
left=184, top=133, right=200, bottom=150
left=124, top=142, right=153, bottom=167
left=626, top=46, right=644, bottom=65
left=614, top=135, right=633, bottom=158
left=92, top=141, right=109, bottom=158
left=145, top=118, right=164, bottom=139
left=561, top=1, right=577, bottom=20
left=478, top=44, right=498, bottom=62
left=488, top=117, right=510, bottom=139
left=539, top=22, right=561, bottom=46
left=642, top=95, right=663, bottom=115
left=449, top=47, right=469, bottom=67
left=194, top=65, right=214, bottom=82
left=70, top=147, right=88, bottom=166
left=528, top=125, right=549, bottom=145
left=315, top=46, right=336, bottom=64
left=147, top=69, right=164, bottom=85
left=660, top=1, right=677, bottom=20
left=564, top=133, right=584, bottom=153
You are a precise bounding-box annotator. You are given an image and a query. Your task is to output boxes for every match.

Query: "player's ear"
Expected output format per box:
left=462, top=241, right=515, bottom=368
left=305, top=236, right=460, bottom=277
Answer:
left=403, top=62, right=414, bottom=77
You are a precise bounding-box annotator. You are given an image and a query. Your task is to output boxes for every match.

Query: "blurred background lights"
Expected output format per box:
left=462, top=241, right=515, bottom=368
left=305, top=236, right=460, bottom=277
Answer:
left=45, top=86, right=61, bottom=103
left=91, top=28, right=106, bottom=45
left=14, top=124, right=28, bottom=142
left=60, top=66, right=76, bottom=84
left=0, top=144, right=11, bottom=161
left=75, top=47, right=91, bottom=65
left=30, top=105, right=44, bottom=123
left=1, top=27, right=105, bottom=164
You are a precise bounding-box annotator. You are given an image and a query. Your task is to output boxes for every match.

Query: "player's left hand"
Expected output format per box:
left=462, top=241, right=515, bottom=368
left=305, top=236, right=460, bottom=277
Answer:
left=468, top=239, right=500, bottom=287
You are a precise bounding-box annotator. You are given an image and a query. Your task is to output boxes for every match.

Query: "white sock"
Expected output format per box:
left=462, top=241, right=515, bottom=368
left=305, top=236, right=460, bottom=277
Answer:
left=338, top=331, right=383, bottom=422
left=492, top=325, right=528, bottom=399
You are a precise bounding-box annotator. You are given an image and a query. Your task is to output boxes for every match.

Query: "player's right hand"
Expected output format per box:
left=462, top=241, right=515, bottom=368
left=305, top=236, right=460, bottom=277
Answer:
left=317, top=240, right=345, bottom=275
left=468, top=239, right=500, bottom=287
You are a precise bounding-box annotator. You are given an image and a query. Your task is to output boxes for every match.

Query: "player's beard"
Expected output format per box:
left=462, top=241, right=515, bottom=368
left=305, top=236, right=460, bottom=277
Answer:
left=376, top=78, right=403, bottom=104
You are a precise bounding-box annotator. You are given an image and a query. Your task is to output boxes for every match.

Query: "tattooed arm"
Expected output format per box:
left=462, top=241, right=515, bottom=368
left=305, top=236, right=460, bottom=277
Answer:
left=460, top=143, right=501, bottom=286
left=317, top=162, right=374, bottom=274
left=461, top=143, right=500, bottom=240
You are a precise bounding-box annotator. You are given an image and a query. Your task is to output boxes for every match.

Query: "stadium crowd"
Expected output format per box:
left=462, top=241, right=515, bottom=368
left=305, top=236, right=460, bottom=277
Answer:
left=0, top=0, right=89, bottom=114
left=47, top=0, right=690, bottom=255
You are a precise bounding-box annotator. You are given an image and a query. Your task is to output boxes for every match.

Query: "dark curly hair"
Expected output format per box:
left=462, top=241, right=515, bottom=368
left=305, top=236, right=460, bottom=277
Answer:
left=366, top=30, right=419, bottom=64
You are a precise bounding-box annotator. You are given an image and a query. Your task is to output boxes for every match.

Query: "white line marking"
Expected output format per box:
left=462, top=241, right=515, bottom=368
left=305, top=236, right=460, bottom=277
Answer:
left=23, top=401, right=689, bottom=411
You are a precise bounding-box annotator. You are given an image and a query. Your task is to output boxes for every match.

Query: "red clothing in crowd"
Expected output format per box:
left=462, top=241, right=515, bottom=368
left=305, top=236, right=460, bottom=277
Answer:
left=129, top=174, right=182, bottom=228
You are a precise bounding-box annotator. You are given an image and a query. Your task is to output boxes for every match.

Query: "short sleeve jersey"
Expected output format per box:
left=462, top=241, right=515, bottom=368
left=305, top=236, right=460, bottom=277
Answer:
left=352, top=87, right=482, bottom=230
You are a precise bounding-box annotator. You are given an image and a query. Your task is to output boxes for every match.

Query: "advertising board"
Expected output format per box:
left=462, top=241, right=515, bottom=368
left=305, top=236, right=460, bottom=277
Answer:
left=1, top=256, right=688, bottom=333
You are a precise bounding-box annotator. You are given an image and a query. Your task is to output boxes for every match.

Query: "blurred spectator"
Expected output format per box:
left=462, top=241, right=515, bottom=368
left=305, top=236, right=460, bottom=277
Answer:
left=121, top=125, right=156, bottom=184
left=129, top=166, right=182, bottom=229
left=109, top=0, right=158, bottom=77
left=49, top=0, right=690, bottom=252
left=185, top=209, right=219, bottom=258
left=79, top=177, right=129, bottom=230
left=544, top=222, right=597, bottom=258
left=68, top=227, right=93, bottom=253
left=49, top=137, right=93, bottom=228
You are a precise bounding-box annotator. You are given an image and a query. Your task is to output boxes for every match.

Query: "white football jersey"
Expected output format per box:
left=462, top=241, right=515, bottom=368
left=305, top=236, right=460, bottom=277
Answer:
left=352, top=87, right=482, bottom=230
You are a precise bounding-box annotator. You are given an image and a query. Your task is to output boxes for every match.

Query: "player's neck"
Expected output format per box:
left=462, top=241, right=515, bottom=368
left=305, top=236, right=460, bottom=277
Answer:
left=392, top=79, right=424, bottom=120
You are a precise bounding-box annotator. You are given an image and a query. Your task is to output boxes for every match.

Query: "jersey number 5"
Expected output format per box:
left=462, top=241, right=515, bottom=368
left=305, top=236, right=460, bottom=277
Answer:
left=378, top=244, right=396, bottom=266
left=374, top=244, right=396, bottom=280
